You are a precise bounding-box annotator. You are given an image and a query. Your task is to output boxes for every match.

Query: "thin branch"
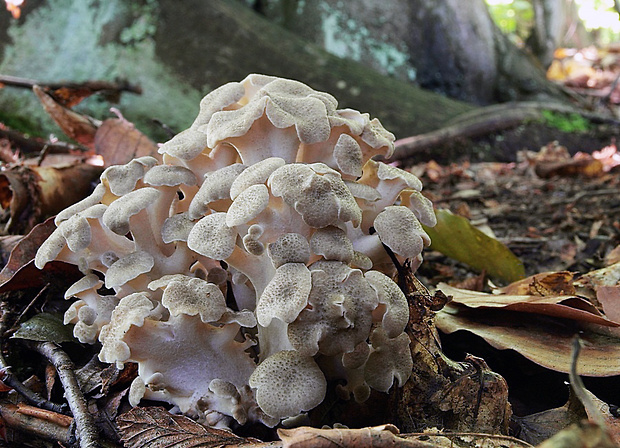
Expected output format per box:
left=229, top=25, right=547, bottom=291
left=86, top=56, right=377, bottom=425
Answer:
left=0, top=75, right=142, bottom=96
left=33, top=342, right=101, bottom=448
left=0, top=125, right=88, bottom=155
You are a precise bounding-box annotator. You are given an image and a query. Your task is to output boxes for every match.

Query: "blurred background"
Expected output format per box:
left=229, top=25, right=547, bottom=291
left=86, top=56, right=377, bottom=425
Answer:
left=1, top=0, right=619, bottom=142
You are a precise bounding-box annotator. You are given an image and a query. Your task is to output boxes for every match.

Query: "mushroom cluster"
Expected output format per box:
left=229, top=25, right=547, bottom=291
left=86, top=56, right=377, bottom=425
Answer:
left=35, top=74, right=436, bottom=427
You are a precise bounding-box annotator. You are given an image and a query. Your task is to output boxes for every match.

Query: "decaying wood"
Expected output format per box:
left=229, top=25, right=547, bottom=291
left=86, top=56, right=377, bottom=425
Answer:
left=389, top=261, right=512, bottom=434
left=0, top=401, right=72, bottom=444
left=0, top=162, right=103, bottom=234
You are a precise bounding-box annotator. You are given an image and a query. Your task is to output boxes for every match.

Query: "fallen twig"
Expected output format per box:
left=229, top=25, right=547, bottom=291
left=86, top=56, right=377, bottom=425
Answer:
left=0, top=125, right=87, bottom=155
left=0, top=74, right=142, bottom=102
left=33, top=342, right=101, bottom=448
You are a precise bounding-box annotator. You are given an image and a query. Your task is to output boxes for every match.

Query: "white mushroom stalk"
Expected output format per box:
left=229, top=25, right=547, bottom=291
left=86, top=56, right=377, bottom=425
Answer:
left=35, top=74, right=436, bottom=427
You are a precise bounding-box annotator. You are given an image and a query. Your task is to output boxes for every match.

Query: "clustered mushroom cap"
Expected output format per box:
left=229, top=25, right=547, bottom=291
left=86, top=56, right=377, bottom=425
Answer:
left=36, top=74, right=435, bottom=427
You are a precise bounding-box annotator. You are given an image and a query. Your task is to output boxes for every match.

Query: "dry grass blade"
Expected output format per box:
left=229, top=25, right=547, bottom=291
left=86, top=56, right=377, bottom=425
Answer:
left=117, top=407, right=252, bottom=448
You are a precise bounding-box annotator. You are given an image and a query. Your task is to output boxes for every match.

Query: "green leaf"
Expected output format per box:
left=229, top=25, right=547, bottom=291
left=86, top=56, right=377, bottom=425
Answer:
left=423, top=209, right=525, bottom=283
left=12, top=313, right=75, bottom=343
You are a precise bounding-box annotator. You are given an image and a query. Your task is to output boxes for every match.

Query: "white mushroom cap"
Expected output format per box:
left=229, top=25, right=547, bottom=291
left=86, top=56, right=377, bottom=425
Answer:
left=364, top=328, right=413, bottom=392
left=226, top=184, right=270, bottom=227
left=256, top=263, right=312, bottom=327
left=187, top=212, right=237, bottom=260
left=267, top=233, right=310, bottom=268
left=143, top=165, right=198, bottom=187
left=102, top=187, right=161, bottom=236
left=373, top=206, right=431, bottom=259
left=101, top=157, right=158, bottom=196
left=188, top=164, right=246, bottom=219
left=365, top=270, right=409, bottom=337
left=249, top=350, right=327, bottom=420
left=105, top=251, right=155, bottom=289
left=310, top=226, right=354, bottom=263
left=230, top=157, right=285, bottom=200
left=192, top=81, right=245, bottom=129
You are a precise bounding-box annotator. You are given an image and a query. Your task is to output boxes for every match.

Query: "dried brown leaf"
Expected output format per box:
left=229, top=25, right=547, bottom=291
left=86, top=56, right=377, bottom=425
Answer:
left=94, top=118, right=159, bottom=167
left=436, top=306, right=620, bottom=376
left=278, top=425, right=426, bottom=448
left=438, top=283, right=618, bottom=327
left=33, top=85, right=99, bottom=148
left=499, top=271, right=576, bottom=296
left=116, top=406, right=252, bottom=448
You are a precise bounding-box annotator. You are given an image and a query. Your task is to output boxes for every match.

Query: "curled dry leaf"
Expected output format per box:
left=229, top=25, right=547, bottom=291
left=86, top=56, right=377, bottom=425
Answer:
left=278, top=425, right=420, bottom=448
left=33, top=85, right=100, bottom=148
left=0, top=163, right=103, bottom=234
left=438, top=283, right=618, bottom=327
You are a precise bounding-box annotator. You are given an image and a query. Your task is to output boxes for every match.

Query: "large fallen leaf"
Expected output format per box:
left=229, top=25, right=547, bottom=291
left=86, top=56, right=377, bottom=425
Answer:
left=423, top=209, right=525, bottom=283
left=0, top=163, right=102, bottom=234
left=438, top=283, right=619, bottom=327
left=436, top=306, right=620, bottom=376
left=116, top=407, right=257, bottom=448
left=94, top=117, right=159, bottom=167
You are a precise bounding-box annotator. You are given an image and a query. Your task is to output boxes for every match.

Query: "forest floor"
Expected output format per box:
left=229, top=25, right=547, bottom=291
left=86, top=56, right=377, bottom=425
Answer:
left=403, top=120, right=620, bottom=440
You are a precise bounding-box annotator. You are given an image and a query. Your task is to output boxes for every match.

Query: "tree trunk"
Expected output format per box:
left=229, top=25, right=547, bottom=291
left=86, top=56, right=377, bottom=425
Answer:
left=254, top=0, right=571, bottom=105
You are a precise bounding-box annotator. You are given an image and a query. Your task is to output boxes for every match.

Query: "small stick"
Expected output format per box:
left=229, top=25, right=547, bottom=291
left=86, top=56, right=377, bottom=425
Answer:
left=33, top=342, right=101, bottom=448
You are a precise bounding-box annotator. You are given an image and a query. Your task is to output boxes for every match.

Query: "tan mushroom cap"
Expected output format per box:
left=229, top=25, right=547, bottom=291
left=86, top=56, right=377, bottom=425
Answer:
left=267, top=233, right=310, bottom=269
left=187, top=212, right=237, bottom=260
left=158, top=128, right=209, bottom=160
left=143, top=165, right=197, bottom=187
left=188, top=164, right=246, bottom=219
left=333, top=133, right=363, bottom=177
left=101, top=157, right=158, bottom=196
left=55, top=183, right=106, bottom=224
left=287, top=261, right=378, bottom=357
left=364, top=328, right=413, bottom=392
left=249, top=350, right=327, bottom=420
left=64, top=274, right=102, bottom=300
left=364, top=270, right=409, bottom=337
left=105, top=251, right=155, bottom=289
left=161, top=276, right=228, bottom=323
left=256, top=263, right=312, bottom=327
left=269, top=163, right=361, bottom=228
left=226, top=184, right=270, bottom=227
left=98, top=292, right=155, bottom=367
left=161, top=212, right=195, bottom=243
left=373, top=206, right=431, bottom=259
left=310, top=226, right=354, bottom=263
left=400, top=189, right=437, bottom=227
left=229, top=157, right=285, bottom=200
left=102, top=187, right=161, bottom=236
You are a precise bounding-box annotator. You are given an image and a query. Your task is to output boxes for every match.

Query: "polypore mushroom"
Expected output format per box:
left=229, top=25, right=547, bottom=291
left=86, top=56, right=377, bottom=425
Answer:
left=35, top=74, right=435, bottom=427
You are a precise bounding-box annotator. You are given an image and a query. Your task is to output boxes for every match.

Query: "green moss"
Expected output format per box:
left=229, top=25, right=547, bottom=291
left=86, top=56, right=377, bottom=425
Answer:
left=540, top=110, right=592, bottom=133
left=0, top=0, right=203, bottom=143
